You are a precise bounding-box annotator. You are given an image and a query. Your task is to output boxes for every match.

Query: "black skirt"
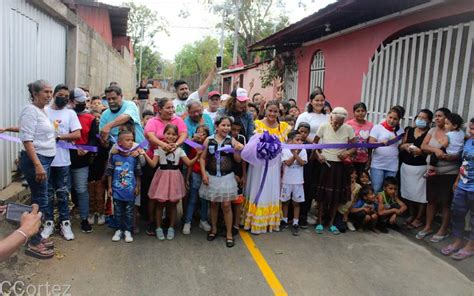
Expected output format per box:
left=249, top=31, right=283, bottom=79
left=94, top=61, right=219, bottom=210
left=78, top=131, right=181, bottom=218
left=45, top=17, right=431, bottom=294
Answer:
left=315, top=161, right=351, bottom=206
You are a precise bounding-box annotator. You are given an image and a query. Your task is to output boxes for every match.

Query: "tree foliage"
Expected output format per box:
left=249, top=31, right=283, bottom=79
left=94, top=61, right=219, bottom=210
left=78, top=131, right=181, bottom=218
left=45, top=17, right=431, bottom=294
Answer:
left=174, top=36, right=232, bottom=78
left=123, top=1, right=168, bottom=79
left=207, top=0, right=289, bottom=64
left=139, top=46, right=164, bottom=80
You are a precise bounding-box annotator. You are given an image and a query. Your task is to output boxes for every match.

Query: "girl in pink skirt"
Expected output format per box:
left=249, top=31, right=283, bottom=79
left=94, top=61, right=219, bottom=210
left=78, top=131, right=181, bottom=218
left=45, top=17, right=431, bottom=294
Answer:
left=142, top=124, right=200, bottom=241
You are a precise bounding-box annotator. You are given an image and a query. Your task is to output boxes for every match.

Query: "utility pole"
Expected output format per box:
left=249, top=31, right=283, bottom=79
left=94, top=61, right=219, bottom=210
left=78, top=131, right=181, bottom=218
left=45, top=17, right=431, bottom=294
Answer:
left=138, top=25, right=144, bottom=84
left=232, top=0, right=240, bottom=65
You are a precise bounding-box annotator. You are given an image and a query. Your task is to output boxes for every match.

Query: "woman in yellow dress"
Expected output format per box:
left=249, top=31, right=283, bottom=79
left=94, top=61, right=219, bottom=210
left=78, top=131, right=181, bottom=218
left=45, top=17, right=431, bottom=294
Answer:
left=243, top=100, right=291, bottom=234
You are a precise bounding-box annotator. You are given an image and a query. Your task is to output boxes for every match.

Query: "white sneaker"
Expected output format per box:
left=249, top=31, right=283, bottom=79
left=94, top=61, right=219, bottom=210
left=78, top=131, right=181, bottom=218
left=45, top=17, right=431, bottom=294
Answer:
left=124, top=231, right=133, bottom=243
left=167, top=227, right=175, bottom=240
left=97, top=214, right=106, bottom=225
left=347, top=221, right=356, bottom=232
left=199, top=220, right=211, bottom=232
left=112, top=230, right=122, bottom=242
left=41, top=220, right=55, bottom=239
left=307, top=215, right=318, bottom=225
left=87, top=214, right=95, bottom=225
left=60, top=220, right=75, bottom=241
left=183, top=223, right=191, bottom=235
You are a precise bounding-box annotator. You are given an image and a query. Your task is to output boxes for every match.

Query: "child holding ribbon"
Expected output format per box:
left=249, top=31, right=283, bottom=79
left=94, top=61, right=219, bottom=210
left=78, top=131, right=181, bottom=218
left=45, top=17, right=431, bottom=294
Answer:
left=143, top=124, right=200, bottom=241
left=199, top=116, right=244, bottom=248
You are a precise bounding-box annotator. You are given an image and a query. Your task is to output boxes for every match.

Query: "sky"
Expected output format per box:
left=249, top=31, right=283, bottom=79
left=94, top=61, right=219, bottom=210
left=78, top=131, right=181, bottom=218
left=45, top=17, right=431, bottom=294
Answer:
left=102, top=0, right=337, bottom=60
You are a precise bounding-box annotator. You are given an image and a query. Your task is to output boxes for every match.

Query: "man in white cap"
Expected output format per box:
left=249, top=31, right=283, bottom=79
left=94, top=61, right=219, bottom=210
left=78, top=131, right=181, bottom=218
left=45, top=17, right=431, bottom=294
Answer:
left=217, top=87, right=254, bottom=140
left=42, top=84, right=82, bottom=241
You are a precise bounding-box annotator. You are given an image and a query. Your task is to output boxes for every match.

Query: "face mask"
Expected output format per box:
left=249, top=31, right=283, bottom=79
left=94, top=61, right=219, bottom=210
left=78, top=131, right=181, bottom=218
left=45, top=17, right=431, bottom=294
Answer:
left=415, top=119, right=427, bottom=128
left=54, top=96, right=68, bottom=109
left=74, top=103, right=86, bottom=113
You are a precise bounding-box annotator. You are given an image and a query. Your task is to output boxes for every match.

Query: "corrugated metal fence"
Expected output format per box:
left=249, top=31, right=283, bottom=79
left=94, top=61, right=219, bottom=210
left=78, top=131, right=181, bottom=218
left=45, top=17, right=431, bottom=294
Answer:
left=361, top=21, right=474, bottom=125
left=0, top=0, right=67, bottom=189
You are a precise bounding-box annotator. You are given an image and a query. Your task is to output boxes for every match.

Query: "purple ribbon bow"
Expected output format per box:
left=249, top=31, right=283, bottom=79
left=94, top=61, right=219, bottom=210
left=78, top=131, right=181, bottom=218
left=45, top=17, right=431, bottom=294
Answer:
left=254, top=132, right=282, bottom=204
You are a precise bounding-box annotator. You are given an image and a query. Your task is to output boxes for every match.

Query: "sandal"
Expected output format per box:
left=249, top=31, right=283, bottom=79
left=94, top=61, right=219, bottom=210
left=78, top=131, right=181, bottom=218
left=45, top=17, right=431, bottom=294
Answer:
left=329, top=225, right=340, bottom=235
left=25, top=244, right=54, bottom=259
left=451, top=249, right=474, bottom=261
left=314, top=224, right=324, bottom=234
left=441, top=244, right=460, bottom=256
left=226, top=238, right=235, bottom=248
left=430, top=234, right=449, bottom=243
left=207, top=232, right=217, bottom=241
left=415, top=230, right=433, bottom=240
left=41, top=238, right=55, bottom=249
left=408, top=220, right=424, bottom=229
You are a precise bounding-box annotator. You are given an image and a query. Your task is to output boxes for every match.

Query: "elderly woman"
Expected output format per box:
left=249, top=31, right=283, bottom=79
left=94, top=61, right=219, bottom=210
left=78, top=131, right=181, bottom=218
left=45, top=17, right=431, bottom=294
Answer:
left=313, top=107, right=356, bottom=235
left=18, top=80, right=56, bottom=259
left=399, top=109, right=432, bottom=229
left=417, top=108, right=459, bottom=243
left=217, top=88, right=254, bottom=140
left=184, top=99, right=214, bottom=138
left=143, top=97, right=188, bottom=234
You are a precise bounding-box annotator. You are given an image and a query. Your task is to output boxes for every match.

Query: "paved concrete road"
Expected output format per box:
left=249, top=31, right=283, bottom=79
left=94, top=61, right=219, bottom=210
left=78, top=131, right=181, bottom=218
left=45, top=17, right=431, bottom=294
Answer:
left=150, top=88, right=175, bottom=100
left=30, top=221, right=473, bottom=296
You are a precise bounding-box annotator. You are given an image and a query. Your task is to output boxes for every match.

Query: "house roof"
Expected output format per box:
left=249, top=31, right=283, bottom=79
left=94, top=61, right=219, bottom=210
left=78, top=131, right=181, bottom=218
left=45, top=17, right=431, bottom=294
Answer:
left=249, top=0, right=433, bottom=51
left=68, top=0, right=129, bottom=36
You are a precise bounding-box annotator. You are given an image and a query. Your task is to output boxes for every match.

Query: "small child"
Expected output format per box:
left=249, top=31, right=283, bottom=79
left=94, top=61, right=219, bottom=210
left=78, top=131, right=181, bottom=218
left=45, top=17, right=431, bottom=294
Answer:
left=230, top=119, right=247, bottom=235
left=143, top=124, right=200, bottom=241
left=183, top=125, right=211, bottom=235
left=426, top=113, right=465, bottom=176
left=199, top=116, right=244, bottom=248
left=335, top=167, right=361, bottom=232
left=376, top=177, right=407, bottom=233
left=281, top=115, right=296, bottom=129
left=289, top=105, right=300, bottom=118
left=349, top=185, right=378, bottom=231
left=357, top=170, right=372, bottom=186
left=106, top=131, right=142, bottom=243
left=280, top=130, right=307, bottom=236
left=297, top=122, right=315, bottom=228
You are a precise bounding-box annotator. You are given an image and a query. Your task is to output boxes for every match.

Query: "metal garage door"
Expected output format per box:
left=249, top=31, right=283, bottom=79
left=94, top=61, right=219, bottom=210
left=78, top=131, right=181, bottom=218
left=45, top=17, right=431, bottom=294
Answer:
left=0, top=0, right=67, bottom=189
left=361, top=22, right=474, bottom=125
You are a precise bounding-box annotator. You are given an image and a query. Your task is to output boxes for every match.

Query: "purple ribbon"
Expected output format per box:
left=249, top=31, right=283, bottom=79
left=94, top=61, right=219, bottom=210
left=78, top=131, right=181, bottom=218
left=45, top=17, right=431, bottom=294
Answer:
left=113, top=139, right=149, bottom=153
left=0, top=134, right=21, bottom=144
left=282, top=134, right=403, bottom=150
left=184, top=138, right=204, bottom=150
left=254, top=132, right=282, bottom=205
left=0, top=133, right=98, bottom=152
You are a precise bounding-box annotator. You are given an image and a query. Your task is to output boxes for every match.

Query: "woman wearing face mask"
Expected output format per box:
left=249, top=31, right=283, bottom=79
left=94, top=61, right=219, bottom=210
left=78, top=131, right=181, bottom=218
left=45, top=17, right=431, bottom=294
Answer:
left=399, top=109, right=433, bottom=229
left=69, top=88, right=99, bottom=231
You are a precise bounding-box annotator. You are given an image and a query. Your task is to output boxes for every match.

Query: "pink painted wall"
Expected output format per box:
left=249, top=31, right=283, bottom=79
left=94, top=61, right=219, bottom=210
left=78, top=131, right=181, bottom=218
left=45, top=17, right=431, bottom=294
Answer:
left=77, top=6, right=113, bottom=46
left=295, top=0, right=473, bottom=114
left=221, top=62, right=276, bottom=100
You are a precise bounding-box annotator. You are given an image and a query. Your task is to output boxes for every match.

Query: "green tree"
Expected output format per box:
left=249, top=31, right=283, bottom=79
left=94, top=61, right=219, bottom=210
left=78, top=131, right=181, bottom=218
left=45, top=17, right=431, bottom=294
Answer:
left=140, top=46, right=164, bottom=79
left=208, top=0, right=289, bottom=64
left=174, top=36, right=232, bottom=78
left=123, top=1, right=168, bottom=78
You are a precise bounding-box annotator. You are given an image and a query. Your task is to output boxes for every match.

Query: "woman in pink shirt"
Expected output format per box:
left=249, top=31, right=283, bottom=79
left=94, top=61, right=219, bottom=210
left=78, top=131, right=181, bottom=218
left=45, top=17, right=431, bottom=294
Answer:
left=346, top=102, right=373, bottom=174
left=143, top=97, right=188, bottom=235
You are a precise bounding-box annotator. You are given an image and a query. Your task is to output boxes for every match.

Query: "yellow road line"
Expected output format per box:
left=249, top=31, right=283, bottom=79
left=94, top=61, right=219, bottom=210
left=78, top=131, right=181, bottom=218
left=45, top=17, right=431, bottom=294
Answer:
left=240, top=230, right=288, bottom=296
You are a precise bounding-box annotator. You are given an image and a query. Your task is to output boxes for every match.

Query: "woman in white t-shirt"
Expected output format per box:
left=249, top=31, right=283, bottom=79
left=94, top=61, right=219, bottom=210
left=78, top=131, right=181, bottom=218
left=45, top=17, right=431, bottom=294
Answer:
left=368, top=107, right=404, bottom=193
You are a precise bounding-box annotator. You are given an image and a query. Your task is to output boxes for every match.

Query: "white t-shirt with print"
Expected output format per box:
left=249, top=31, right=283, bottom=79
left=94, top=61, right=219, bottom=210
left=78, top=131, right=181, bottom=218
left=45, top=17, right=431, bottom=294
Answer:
left=281, top=148, right=307, bottom=184
left=369, top=124, right=403, bottom=172
left=154, top=147, right=186, bottom=165
left=46, top=107, right=82, bottom=167
left=173, top=91, right=200, bottom=117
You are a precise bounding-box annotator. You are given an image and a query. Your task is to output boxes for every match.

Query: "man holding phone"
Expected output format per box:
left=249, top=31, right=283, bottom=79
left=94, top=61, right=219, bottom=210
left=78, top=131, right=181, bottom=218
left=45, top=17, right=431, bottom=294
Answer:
left=0, top=204, right=43, bottom=261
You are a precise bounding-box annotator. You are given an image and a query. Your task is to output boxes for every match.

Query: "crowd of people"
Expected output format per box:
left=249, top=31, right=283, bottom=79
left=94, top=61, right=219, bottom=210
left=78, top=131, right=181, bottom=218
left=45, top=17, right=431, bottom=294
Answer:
left=1, top=75, right=473, bottom=262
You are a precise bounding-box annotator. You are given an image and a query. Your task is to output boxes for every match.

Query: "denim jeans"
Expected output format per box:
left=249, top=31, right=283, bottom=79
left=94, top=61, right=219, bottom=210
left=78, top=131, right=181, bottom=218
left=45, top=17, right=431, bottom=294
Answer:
left=370, top=168, right=397, bottom=193
left=451, top=188, right=474, bottom=240
left=20, top=151, right=54, bottom=245
left=113, top=199, right=135, bottom=232
left=71, top=166, right=90, bottom=220
left=47, top=166, right=71, bottom=221
left=185, top=172, right=209, bottom=224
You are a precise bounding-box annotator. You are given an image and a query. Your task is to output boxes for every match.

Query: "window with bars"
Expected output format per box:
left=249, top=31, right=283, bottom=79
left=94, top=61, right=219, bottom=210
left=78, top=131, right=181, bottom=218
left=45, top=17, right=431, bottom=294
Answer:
left=309, top=51, right=325, bottom=96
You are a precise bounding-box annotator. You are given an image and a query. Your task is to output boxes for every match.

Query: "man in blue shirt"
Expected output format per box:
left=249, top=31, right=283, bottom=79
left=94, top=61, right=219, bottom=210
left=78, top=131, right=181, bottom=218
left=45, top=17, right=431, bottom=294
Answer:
left=184, top=99, right=214, bottom=138
left=99, top=85, right=145, bottom=144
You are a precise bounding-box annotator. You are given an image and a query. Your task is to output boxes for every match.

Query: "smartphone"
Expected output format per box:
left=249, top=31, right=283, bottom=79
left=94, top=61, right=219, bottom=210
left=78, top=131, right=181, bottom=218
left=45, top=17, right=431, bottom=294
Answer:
left=216, top=56, right=222, bottom=68
left=6, top=202, right=32, bottom=223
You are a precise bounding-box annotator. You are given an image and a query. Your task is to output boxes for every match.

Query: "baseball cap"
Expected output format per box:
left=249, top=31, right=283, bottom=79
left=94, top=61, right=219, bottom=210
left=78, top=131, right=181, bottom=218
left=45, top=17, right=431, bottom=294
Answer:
left=71, top=88, right=87, bottom=103
left=208, top=90, right=221, bottom=99
left=231, top=88, right=249, bottom=102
